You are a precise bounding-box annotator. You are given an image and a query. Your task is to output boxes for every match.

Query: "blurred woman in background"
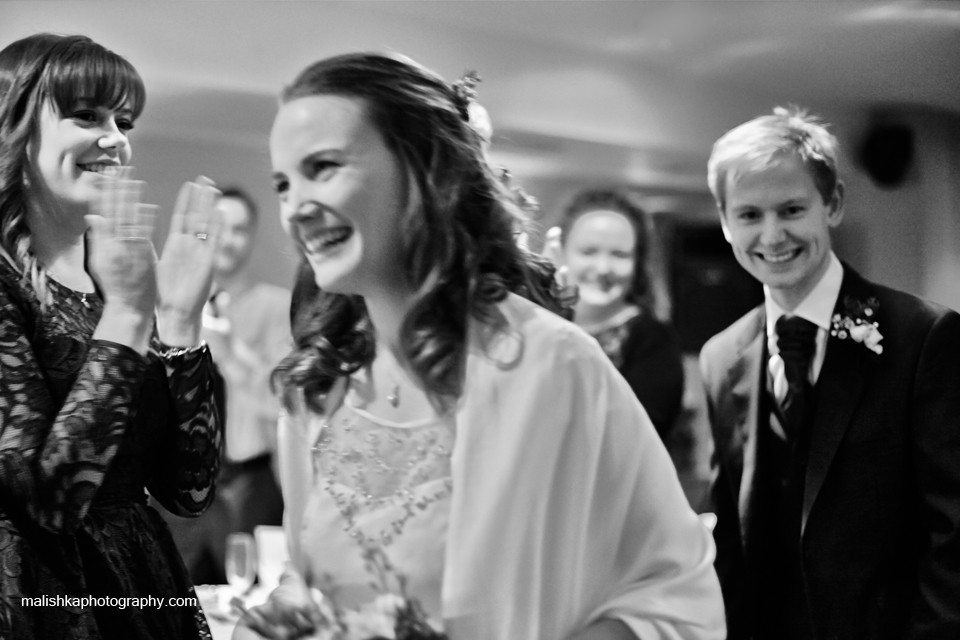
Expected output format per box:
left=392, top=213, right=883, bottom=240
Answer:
left=557, top=189, right=685, bottom=440
left=0, top=33, right=221, bottom=639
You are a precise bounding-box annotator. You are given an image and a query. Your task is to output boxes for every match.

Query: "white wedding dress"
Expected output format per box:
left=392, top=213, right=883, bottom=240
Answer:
left=274, top=293, right=726, bottom=639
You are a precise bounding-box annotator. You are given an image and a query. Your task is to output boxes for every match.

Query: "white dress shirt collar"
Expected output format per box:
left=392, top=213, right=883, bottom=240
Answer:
left=764, top=252, right=844, bottom=391
left=765, top=252, right=844, bottom=341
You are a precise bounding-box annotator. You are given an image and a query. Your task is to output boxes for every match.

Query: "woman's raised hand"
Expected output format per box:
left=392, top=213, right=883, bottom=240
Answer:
left=156, top=176, right=222, bottom=347
left=87, top=168, right=158, bottom=315
left=87, top=168, right=158, bottom=354
left=541, top=225, right=568, bottom=287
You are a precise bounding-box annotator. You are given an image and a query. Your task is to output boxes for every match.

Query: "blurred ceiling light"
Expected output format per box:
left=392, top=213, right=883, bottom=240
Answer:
left=486, top=148, right=563, bottom=180
left=692, top=38, right=784, bottom=74
left=625, top=149, right=706, bottom=190
left=603, top=35, right=675, bottom=55
left=848, top=1, right=960, bottom=26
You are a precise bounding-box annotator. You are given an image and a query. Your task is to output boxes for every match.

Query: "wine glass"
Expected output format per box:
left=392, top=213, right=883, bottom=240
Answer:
left=225, top=532, right=257, bottom=597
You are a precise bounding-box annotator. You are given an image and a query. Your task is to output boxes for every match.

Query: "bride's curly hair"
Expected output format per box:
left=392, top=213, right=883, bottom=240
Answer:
left=0, top=33, right=145, bottom=306
left=271, top=52, right=574, bottom=414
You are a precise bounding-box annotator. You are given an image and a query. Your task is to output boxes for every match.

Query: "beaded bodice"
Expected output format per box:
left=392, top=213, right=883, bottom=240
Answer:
left=311, top=384, right=455, bottom=549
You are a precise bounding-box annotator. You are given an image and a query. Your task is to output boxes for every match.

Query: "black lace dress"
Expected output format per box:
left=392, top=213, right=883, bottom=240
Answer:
left=0, top=258, right=221, bottom=639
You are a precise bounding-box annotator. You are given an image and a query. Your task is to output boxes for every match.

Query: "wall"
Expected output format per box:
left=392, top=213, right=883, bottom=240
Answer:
left=915, top=110, right=960, bottom=311
left=821, top=107, right=960, bottom=311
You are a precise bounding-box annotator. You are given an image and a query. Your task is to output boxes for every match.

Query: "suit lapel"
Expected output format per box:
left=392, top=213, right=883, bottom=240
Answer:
left=801, top=267, right=872, bottom=536
left=729, top=310, right=766, bottom=539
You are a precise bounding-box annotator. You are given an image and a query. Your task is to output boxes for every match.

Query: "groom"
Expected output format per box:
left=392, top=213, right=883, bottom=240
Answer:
left=700, top=107, right=960, bottom=639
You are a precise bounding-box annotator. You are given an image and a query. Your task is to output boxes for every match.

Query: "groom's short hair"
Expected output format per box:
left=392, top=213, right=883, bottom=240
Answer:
left=708, top=106, right=840, bottom=212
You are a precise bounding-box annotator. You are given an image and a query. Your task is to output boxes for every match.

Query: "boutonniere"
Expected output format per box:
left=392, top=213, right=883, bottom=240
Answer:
left=831, top=296, right=883, bottom=354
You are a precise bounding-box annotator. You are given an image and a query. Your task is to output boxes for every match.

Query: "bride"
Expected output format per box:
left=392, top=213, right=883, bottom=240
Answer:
left=236, top=52, right=724, bottom=640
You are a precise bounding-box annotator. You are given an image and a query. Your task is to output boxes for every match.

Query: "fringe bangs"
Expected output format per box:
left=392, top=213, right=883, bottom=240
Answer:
left=43, top=41, right=145, bottom=119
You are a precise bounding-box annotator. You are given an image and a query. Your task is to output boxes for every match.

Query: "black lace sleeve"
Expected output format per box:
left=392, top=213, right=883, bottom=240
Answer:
left=0, top=283, right=147, bottom=532
left=146, top=338, right=222, bottom=517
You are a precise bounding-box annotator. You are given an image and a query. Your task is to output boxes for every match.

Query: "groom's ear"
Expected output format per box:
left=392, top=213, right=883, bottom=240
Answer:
left=827, top=181, right=846, bottom=228
left=718, top=207, right=733, bottom=244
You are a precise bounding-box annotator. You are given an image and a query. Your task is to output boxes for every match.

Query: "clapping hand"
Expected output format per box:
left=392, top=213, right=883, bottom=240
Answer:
left=86, top=168, right=158, bottom=354
left=86, top=168, right=158, bottom=317
left=541, top=226, right=568, bottom=287
left=156, top=176, right=222, bottom=347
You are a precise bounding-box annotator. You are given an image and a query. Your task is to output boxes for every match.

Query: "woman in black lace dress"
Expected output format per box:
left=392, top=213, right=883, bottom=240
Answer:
left=0, top=34, right=221, bottom=639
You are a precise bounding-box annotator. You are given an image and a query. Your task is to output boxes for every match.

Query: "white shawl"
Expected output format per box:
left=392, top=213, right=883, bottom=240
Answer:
left=278, top=293, right=725, bottom=640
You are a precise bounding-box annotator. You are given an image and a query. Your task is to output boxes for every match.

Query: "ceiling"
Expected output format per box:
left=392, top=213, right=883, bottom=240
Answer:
left=6, top=1, right=959, bottom=107
left=377, top=0, right=960, bottom=112
left=3, top=0, right=959, bottom=189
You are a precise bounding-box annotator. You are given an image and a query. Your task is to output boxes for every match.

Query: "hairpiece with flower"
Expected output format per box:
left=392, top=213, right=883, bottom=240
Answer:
left=450, top=70, right=481, bottom=121
left=449, top=70, right=541, bottom=253
left=451, top=71, right=539, bottom=226
left=498, top=167, right=540, bottom=218
left=450, top=70, right=493, bottom=149
left=831, top=295, right=883, bottom=354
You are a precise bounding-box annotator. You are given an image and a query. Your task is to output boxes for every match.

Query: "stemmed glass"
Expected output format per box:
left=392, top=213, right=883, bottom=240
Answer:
left=225, top=532, right=257, bottom=597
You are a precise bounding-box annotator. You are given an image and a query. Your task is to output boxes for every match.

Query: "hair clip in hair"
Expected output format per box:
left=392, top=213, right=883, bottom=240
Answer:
left=451, top=70, right=482, bottom=121
left=495, top=167, right=540, bottom=217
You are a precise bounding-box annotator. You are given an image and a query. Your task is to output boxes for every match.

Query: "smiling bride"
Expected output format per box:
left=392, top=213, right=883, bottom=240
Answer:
left=236, top=51, right=725, bottom=640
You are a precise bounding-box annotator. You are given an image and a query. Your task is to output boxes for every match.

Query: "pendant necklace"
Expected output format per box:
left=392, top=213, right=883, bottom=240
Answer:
left=386, top=383, right=400, bottom=408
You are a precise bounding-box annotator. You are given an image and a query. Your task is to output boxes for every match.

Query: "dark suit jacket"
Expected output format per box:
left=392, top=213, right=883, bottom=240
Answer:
left=700, top=264, right=960, bottom=640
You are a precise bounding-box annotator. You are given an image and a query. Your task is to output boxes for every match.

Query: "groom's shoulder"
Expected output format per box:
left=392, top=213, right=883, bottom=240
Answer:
left=699, top=304, right=764, bottom=378
left=852, top=269, right=958, bottom=334
left=703, top=305, right=764, bottom=355
left=850, top=270, right=960, bottom=346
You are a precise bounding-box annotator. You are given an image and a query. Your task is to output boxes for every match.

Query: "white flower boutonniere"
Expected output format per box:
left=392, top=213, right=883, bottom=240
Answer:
left=831, top=296, right=883, bottom=354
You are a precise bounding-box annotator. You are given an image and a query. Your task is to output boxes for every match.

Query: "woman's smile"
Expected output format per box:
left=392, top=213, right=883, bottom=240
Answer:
left=76, top=162, right=122, bottom=176
left=299, top=224, right=354, bottom=255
